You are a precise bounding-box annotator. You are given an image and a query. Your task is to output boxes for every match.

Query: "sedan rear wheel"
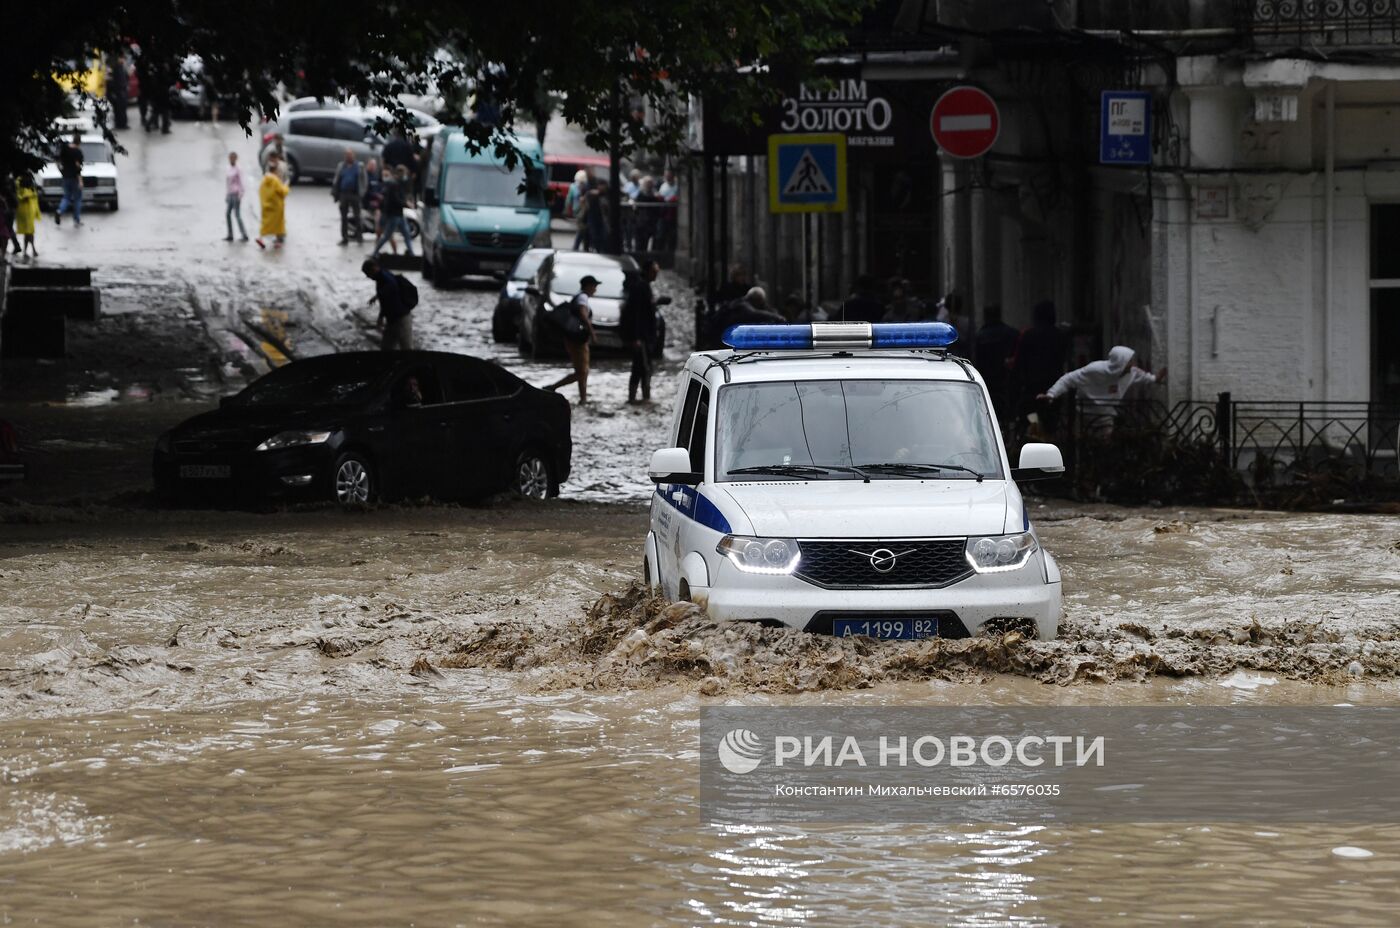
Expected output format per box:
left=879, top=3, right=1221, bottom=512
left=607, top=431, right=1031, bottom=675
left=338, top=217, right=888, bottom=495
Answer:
left=513, top=449, right=551, bottom=499
left=334, top=453, right=373, bottom=505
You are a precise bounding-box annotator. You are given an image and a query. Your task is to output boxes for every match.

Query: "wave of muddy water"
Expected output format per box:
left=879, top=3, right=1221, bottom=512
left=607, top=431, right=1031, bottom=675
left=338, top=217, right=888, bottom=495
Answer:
left=3, top=501, right=1400, bottom=924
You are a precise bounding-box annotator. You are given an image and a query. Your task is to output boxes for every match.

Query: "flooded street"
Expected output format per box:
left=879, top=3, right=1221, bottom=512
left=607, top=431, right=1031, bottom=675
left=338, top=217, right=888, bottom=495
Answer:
left=3, top=501, right=1399, bottom=925
left=4, top=124, right=1400, bottom=925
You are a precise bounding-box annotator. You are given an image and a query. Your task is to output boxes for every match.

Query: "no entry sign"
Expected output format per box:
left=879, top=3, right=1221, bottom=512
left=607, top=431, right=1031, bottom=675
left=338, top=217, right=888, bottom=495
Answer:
left=930, top=86, right=1000, bottom=159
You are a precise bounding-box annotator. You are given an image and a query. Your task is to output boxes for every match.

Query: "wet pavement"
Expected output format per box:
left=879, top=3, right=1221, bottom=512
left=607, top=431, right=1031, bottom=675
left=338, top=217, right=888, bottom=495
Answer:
left=3, top=123, right=1400, bottom=925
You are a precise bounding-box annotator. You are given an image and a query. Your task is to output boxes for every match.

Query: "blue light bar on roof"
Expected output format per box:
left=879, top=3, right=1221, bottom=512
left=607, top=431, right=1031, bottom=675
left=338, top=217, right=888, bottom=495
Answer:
left=722, top=321, right=958, bottom=351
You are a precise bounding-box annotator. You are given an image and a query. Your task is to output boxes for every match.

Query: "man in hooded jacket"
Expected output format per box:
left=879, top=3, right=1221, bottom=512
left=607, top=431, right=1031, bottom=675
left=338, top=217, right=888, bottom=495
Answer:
left=1039, top=345, right=1166, bottom=429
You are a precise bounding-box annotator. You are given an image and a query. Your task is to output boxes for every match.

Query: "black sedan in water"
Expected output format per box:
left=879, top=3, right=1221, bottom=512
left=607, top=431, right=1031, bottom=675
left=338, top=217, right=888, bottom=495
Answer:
left=154, top=351, right=572, bottom=505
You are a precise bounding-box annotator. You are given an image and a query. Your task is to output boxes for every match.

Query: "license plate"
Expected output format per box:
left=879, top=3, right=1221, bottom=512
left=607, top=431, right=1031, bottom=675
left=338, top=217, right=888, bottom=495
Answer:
left=179, top=464, right=230, bottom=479
left=833, top=618, right=938, bottom=640
left=480, top=260, right=511, bottom=272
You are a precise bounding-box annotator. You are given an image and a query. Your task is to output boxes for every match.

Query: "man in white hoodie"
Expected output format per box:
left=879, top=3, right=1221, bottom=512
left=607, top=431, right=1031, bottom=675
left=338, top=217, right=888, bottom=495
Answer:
left=1039, top=345, right=1166, bottom=428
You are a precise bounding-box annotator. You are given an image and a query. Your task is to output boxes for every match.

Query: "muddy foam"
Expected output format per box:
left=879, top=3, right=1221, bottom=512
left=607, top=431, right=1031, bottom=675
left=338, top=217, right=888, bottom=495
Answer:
left=433, top=583, right=1400, bottom=692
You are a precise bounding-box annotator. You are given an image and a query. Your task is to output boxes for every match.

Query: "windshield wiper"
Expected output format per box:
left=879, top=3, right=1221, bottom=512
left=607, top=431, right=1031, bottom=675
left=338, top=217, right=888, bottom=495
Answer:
left=856, top=462, right=986, bottom=482
left=728, top=464, right=846, bottom=479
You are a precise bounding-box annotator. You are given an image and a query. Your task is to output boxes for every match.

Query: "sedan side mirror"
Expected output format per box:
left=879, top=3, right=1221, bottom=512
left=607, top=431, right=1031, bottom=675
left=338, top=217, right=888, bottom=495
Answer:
left=1012, top=443, right=1064, bottom=481
left=649, top=447, right=700, bottom=485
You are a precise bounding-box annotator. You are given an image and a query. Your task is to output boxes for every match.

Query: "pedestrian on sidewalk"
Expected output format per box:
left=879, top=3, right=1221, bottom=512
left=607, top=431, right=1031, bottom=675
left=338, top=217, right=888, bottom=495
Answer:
left=584, top=186, right=608, bottom=255
left=266, top=135, right=290, bottom=183
left=256, top=155, right=289, bottom=249
left=363, top=158, right=383, bottom=240
left=567, top=170, right=589, bottom=251
left=332, top=149, right=367, bottom=245
left=0, top=178, right=19, bottom=257
left=621, top=260, right=660, bottom=403
left=223, top=152, right=249, bottom=242
left=14, top=176, right=40, bottom=257
left=54, top=133, right=84, bottom=227
left=363, top=257, right=414, bottom=350
left=108, top=54, right=130, bottom=130
left=546, top=275, right=599, bottom=404
left=371, top=166, right=413, bottom=257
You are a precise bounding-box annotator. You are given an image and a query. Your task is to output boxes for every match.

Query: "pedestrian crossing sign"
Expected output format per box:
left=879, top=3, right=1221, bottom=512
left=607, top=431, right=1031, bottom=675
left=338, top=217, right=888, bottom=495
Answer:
left=768, top=133, right=847, bottom=213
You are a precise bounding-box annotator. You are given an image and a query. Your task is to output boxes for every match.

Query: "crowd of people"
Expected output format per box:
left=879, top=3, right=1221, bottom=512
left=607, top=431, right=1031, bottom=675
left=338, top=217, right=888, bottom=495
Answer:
left=565, top=168, right=678, bottom=254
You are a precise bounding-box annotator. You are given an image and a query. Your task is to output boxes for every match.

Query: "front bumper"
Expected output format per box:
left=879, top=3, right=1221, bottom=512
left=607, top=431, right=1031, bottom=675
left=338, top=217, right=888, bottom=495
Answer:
left=437, top=243, right=525, bottom=277
left=153, top=444, right=338, bottom=504
left=695, top=552, right=1061, bottom=640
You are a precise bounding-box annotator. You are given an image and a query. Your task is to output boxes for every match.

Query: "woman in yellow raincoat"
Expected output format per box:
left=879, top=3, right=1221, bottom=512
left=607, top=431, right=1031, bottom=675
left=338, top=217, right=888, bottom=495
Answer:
left=14, top=176, right=41, bottom=257
left=257, top=156, right=290, bottom=249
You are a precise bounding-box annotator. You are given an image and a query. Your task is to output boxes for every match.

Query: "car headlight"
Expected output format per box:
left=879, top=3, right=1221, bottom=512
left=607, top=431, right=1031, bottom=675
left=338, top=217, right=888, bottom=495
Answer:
left=155, top=431, right=173, bottom=454
left=716, top=535, right=801, bottom=575
left=964, top=532, right=1037, bottom=572
left=254, top=430, right=332, bottom=452
left=96, top=178, right=116, bottom=187
left=440, top=223, right=461, bottom=243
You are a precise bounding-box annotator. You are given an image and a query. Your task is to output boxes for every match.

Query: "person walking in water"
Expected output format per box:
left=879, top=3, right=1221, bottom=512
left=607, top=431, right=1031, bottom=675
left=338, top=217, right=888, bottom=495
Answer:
left=363, top=257, right=414, bottom=350
left=256, top=155, right=289, bottom=249
left=54, top=133, right=84, bottom=227
left=620, top=260, right=660, bottom=403
left=224, top=152, right=249, bottom=242
left=546, top=275, right=598, bottom=404
left=371, top=166, right=414, bottom=257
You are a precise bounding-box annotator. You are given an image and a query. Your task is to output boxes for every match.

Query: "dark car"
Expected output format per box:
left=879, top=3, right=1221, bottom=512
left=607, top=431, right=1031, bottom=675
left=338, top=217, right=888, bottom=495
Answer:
left=517, top=252, right=666, bottom=360
left=154, top=351, right=571, bottom=506
left=493, top=247, right=553, bottom=343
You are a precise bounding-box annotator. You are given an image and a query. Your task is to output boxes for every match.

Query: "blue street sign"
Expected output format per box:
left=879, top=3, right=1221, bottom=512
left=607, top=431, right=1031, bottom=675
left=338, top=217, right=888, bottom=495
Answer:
left=1100, top=91, right=1152, bottom=165
left=768, top=133, right=847, bottom=213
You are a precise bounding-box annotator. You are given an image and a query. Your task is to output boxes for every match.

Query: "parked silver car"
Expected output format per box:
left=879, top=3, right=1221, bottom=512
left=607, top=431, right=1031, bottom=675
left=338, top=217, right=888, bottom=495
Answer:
left=258, top=109, right=390, bottom=184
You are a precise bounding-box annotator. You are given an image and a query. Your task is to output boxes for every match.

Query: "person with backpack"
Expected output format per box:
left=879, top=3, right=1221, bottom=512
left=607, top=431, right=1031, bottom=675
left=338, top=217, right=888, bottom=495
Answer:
left=363, top=257, right=419, bottom=350
left=546, top=275, right=598, bottom=404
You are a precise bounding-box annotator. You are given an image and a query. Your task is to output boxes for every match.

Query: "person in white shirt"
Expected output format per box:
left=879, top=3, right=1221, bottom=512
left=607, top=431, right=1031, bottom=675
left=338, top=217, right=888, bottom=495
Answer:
left=546, top=275, right=599, bottom=404
left=1040, top=345, right=1166, bottom=427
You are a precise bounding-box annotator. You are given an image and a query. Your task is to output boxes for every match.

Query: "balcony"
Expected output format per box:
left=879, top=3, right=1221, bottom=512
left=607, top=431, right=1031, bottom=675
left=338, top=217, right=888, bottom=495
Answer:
left=1247, top=0, right=1400, bottom=49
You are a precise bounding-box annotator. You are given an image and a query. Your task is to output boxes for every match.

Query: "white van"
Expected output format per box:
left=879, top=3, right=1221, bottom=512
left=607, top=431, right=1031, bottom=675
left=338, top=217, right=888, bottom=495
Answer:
left=644, top=322, right=1065, bottom=640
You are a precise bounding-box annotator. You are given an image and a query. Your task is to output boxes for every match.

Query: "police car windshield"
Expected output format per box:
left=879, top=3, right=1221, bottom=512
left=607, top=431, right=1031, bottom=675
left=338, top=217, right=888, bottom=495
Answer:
left=717, top=379, right=1002, bottom=481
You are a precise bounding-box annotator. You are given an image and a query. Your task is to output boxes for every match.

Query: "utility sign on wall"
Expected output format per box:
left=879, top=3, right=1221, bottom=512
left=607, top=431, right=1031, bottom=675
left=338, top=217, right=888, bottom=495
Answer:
left=1100, top=91, right=1152, bottom=165
left=768, top=133, right=847, bottom=213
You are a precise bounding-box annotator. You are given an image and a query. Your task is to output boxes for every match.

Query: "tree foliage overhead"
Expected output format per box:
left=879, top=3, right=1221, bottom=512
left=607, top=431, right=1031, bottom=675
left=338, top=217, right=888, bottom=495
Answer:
left=1, top=0, right=874, bottom=173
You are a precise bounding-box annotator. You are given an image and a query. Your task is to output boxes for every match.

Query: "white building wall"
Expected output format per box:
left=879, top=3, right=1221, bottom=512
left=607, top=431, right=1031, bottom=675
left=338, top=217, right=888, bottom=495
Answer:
left=1148, top=63, right=1400, bottom=404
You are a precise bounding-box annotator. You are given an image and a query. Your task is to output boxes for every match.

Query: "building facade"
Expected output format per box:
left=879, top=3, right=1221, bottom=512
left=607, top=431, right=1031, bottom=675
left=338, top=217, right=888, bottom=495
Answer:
left=681, top=0, right=1400, bottom=421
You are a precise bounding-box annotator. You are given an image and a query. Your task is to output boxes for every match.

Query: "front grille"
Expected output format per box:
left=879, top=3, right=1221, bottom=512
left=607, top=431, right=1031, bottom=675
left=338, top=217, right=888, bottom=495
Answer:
left=465, top=231, right=527, bottom=249
left=82, top=176, right=98, bottom=188
left=794, top=538, right=971, bottom=589
left=173, top=439, right=247, bottom=455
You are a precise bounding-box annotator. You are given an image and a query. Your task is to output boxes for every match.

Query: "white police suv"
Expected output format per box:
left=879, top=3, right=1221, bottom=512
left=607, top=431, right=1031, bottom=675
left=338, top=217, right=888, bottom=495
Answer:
left=644, top=322, right=1065, bottom=641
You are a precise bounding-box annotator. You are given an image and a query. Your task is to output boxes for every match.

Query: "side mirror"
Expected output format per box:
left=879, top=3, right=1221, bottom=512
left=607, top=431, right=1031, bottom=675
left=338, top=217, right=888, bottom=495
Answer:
left=649, top=447, right=700, bottom=485
left=1012, top=443, right=1064, bottom=481
left=655, top=295, right=673, bottom=306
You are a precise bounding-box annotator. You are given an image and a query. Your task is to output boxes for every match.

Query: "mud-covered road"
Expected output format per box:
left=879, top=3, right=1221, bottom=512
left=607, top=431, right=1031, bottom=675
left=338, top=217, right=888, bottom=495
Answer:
left=4, top=123, right=1400, bottom=926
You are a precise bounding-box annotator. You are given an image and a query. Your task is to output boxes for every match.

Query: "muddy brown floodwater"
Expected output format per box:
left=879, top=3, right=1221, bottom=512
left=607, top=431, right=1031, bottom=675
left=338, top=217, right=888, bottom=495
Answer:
left=2, top=500, right=1400, bottom=925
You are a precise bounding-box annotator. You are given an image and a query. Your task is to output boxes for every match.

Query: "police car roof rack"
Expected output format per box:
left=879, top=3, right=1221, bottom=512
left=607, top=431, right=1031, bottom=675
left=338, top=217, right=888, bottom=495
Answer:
left=700, top=347, right=965, bottom=384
